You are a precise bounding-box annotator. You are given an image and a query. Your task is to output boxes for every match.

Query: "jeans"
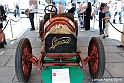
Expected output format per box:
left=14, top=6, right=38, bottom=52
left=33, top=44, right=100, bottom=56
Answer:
left=119, top=11, right=122, bottom=23
left=29, top=13, right=35, bottom=29
left=78, top=13, right=86, bottom=28
left=78, top=13, right=83, bottom=25
left=99, top=12, right=105, bottom=34
left=16, top=10, right=20, bottom=17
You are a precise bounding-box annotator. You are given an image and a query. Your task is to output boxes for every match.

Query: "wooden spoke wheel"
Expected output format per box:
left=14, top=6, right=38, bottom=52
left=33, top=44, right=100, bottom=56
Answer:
left=88, top=37, right=105, bottom=79
left=15, top=38, right=32, bottom=82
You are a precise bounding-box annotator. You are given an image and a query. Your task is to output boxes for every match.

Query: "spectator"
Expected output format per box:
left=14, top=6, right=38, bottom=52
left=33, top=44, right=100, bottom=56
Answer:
left=14, top=3, right=20, bottom=17
left=92, top=3, right=106, bottom=35
left=57, top=1, right=65, bottom=14
left=102, top=6, right=111, bottom=39
left=16, top=3, right=20, bottom=17
left=68, top=3, right=75, bottom=14
left=14, top=3, right=16, bottom=17
left=51, top=2, right=56, bottom=12
left=51, top=2, right=55, bottom=6
left=122, top=1, right=124, bottom=20
left=85, top=2, right=92, bottom=31
left=77, top=2, right=87, bottom=30
left=0, top=4, right=7, bottom=48
left=5, top=4, right=9, bottom=14
left=113, top=4, right=118, bottom=24
left=118, top=3, right=123, bottom=24
left=28, top=2, right=35, bottom=31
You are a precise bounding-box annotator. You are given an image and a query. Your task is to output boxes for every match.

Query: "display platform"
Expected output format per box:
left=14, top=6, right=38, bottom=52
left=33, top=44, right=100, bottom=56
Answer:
left=41, top=66, right=84, bottom=83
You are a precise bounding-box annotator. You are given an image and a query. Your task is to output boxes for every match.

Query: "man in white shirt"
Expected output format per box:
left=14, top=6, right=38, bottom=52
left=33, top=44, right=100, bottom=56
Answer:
left=29, top=2, right=35, bottom=31
left=57, top=1, right=65, bottom=14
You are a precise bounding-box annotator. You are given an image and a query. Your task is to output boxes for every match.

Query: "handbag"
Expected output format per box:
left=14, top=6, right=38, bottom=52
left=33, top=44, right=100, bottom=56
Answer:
left=2, top=15, right=7, bottom=21
left=0, top=9, right=7, bottom=21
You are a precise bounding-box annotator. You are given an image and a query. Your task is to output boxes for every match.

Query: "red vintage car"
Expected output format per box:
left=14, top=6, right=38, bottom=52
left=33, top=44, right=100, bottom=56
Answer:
left=15, top=5, right=105, bottom=83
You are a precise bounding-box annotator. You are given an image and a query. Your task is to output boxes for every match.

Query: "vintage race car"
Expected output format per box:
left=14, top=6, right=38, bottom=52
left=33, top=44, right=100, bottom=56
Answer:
left=15, top=5, right=105, bottom=83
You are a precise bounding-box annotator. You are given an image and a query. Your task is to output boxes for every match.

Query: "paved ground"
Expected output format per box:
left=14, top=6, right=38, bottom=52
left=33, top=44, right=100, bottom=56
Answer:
left=0, top=14, right=124, bottom=83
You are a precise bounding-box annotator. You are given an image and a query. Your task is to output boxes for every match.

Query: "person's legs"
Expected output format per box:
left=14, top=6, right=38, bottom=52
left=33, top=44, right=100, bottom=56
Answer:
left=102, top=13, right=105, bottom=33
left=119, top=12, right=122, bottom=24
left=1, top=32, right=7, bottom=45
left=0, top=29, right=3, bottom=42
left=29, top=13, right=35, bottom=30
left=87, top=17, right=90, bottom=30
left=0, top=28, right=4, bottom=48
left=104, top=21, right=109, bottom=36
left=80, top=13, right=86, bottom=31
left=14, top=10, right=16, bottom=17
left=0, top=23, right=7, bottom=45
left=85, top=16, right=90, bottom=30
left=99, top=13, right=103, bottom=35
left=83, top=15, right=86, bottom=28
left=78, top=13, right=83, bottom=26
left=17, top=10, right=20, bottom=17
left=117, top=24, right=124, bottom=47
left=113, top=12, right=117, bottom=24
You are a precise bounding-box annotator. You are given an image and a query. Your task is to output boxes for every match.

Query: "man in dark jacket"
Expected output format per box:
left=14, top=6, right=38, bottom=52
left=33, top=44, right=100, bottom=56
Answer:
left=68, top=3, right=75, bottom=14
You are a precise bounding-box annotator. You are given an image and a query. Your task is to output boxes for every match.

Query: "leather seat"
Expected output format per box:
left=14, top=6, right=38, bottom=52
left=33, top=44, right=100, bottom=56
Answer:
left=60, top=13, right=74, bottom=22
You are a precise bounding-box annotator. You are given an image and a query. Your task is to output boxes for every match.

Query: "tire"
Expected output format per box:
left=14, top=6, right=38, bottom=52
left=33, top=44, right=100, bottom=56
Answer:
left=88, top=37, right=105, bottom=79
left=15, top=38, right=32, bottom=83
left=39, top=20, right=43, bottom=38
left=75, top=21, right=78, bottom=37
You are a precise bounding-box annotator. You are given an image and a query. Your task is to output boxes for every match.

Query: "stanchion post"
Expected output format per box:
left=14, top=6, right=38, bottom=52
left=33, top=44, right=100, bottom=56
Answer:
left=9, top=17, right=16, bottom=40
left=35, top=14, right=39, bottom=32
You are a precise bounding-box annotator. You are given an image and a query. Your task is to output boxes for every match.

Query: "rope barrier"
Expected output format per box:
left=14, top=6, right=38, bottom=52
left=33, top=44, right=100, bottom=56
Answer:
left=10, top=16, right=29, bottom=22
left=0, top=16, right=27, bottom=34
left=108, top=20, right=124, bottom=34
left=94, top=15, right=124, bottom=34
left=10, top=17, right=22, bottom=22
left=0, top=20, right=9, bottom=34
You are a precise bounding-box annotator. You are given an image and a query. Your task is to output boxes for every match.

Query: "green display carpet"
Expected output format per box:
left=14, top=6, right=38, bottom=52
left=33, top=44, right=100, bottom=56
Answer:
left=41, top=66, right=84, bottom=83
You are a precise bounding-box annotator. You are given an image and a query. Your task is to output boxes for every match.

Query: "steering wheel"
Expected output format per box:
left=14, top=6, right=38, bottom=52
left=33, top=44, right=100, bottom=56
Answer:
left=44, top=5, right=57, bottom=18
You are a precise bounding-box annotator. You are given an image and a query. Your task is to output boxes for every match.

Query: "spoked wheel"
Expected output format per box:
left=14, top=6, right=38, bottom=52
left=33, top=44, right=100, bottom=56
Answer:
left=88, top=37, right=105, bottom=79
left=15, top=38, right=32, bottom=82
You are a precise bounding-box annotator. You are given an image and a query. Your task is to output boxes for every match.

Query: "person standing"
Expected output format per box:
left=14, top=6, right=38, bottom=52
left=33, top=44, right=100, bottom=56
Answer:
left=113, top=4, right=118, bottom=24
left=28, top=2, right=35, bottom=31
left=15, top=3, right=20, bottom=17
left=68, top=3, right=76, bottom=14
left=57, top=1, right=65, bottom=14
left=77, top=2, right=87, bottom=30
left=92, top=3, right=106, bottom=35
left=118, top=3, right=123, bottom=24
left=85, top=2, right=92, bottom=31
left=0, top=4, right=7, bottom=48
left=102, top=6, right=111, bottom=39
left=51, top=2, right=56, bottom=12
